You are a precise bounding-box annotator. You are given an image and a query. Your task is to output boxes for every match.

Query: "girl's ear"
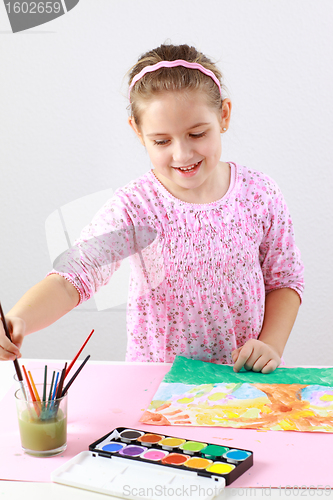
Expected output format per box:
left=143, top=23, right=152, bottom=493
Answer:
left=128, top=117, right=145, bottom=146
left=220, top=98, right=232, bottom=133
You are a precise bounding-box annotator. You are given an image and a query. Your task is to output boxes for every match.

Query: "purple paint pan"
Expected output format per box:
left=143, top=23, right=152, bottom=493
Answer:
left=118, top=445, right=147, bottom=457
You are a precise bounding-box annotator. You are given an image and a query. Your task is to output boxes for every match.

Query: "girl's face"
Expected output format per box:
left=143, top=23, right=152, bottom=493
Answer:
left=129, top=90, right=231, bottom=203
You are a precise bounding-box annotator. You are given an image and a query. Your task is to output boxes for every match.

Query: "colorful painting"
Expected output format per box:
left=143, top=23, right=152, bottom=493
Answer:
left=140, top=356, right=333, bottom=432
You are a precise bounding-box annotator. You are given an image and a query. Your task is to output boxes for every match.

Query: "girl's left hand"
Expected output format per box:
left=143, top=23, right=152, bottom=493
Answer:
left=231, top=339, right=281, bottom=374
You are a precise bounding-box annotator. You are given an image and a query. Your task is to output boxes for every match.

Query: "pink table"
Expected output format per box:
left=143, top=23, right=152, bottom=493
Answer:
left=1, top=361, right=332, bottom=488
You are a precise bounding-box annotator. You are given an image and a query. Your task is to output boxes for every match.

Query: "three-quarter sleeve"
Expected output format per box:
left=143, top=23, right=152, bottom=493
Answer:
left=47, top=196, right=135, bottom=304
left=259, top=180, right=304, bottom=301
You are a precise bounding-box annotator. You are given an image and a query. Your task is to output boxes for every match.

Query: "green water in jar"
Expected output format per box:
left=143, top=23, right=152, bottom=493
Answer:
left=18, top=408, right=67, bottom=452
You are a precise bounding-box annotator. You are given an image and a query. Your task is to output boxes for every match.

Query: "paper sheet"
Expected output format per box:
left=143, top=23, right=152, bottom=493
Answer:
left=141, top=357, right=333, bottom=432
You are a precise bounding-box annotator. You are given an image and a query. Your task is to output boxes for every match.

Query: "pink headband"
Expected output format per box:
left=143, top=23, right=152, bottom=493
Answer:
left=128, top=59, right=222, bottom=101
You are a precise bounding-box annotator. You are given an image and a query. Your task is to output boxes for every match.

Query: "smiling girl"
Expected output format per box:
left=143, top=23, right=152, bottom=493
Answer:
left=0, top=44, right=304, bottom=373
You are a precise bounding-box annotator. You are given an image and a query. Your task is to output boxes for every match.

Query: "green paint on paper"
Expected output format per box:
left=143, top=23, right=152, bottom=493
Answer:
left=163, top=356, right=333, bottom=386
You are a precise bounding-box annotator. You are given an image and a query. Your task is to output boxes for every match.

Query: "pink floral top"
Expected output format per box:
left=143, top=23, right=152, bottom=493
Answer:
left=50, top=163, right=304, bottom=363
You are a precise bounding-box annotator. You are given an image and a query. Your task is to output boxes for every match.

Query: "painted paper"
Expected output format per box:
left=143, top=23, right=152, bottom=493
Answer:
left=140, top=356, right=333, bottom=432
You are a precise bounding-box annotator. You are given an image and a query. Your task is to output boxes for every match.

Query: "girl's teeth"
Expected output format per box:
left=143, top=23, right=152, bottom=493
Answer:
left=179, top=162, right=199, bottom=171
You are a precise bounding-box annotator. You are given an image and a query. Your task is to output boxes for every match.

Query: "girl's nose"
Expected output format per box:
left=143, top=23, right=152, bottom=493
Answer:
left=172, top=140, right=193, bottom=165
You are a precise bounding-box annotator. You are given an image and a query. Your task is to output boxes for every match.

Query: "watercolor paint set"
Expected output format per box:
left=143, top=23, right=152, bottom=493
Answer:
left=90, top=427, right=253, bottom=484
left=52, top=427, right=253, bottom=499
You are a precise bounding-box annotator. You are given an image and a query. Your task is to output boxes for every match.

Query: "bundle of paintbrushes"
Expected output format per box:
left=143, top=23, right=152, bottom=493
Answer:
left=19, top=329, right=94, bottom=421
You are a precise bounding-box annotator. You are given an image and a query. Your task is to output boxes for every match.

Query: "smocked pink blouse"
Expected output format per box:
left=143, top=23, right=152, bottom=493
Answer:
left=50, top=163, right=304, bottom=363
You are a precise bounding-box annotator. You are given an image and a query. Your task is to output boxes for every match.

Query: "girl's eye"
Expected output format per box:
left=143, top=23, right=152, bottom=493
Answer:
left=153, top=139, right=170, bottom=146
left=153, top=132, right=206, bottom=146
left=190, top=132, right=206, bottom=139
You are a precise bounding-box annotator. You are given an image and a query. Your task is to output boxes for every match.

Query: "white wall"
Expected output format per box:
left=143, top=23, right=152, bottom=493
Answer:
left=1, top=0, right=332, bottom=364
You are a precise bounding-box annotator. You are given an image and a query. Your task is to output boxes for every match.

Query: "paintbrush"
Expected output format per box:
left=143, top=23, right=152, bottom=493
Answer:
left=0, top=301, right=28, bottom=402
left=56, top=362, right=67, bottom=400
left=65, top=329, right=94, bottom=378
left=52, top=362, right=67, bottom=417
left=62, top=355, right=90, bottom=397
left=22, top=365, right=40, bottom=417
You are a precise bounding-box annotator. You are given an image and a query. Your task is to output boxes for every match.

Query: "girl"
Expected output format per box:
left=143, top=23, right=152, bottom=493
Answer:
left=0, top=44, right=304, bottom=373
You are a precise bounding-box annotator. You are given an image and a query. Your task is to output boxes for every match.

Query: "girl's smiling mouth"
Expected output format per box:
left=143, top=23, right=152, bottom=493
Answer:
left=172, top=160, right=202, bottom=175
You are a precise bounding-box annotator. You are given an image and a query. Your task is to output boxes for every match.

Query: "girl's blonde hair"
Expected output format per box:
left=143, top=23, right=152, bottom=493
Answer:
left=128, top=44, right=225, bottom=126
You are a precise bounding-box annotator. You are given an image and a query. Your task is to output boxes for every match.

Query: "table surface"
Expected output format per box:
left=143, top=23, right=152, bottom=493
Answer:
left=1, top=359, right=332, bottom=500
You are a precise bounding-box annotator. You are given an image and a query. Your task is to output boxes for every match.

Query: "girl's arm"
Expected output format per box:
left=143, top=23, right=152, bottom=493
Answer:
left=232, top=287, right=301, bottom=373
left=232, top=173, right=304, bottom=373
left=0, top=274, right=80, bottom=361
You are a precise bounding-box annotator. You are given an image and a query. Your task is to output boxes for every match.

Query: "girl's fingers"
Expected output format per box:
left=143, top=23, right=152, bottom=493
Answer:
left=0, top=340, right=21, bottom=360
left=231, top=348, right=240, bottom=363
left=233, top=344, right=254, bottom=372
left=0, top=317, right=24, bottom=360
left=261, top=358, right=279, bottom=374
left=251, top=355, right=268, bottom=373
left=232, top=340, right=280, bottom=373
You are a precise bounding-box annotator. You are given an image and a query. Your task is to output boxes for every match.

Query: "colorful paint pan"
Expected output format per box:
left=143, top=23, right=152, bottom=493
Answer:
left=119, top=429, right=145, bottom=443
left=137, top=433, right=164, bottom=446
left=201, top=445, right=229, bottom=458
left=179, top=441, right=207, bottom=454
left=206, top=462, right=236, bottom=475
left=89, top=427, right=253, bottom=487
left=118, top=445, right=147, bottom=457
left=223, top=449, right=252, bottom=463
left=159, top=437, right=186, bottom=450
left=141, top=449, right=169, bottom=461
left=161, top=453, right=190, bottom=465
left=101, top=441, right=125, bottom=453
left=184, top=457, right=212, bottom=469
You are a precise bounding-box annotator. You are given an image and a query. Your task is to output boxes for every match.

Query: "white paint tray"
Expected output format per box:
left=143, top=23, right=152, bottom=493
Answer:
left=51, top=450, right=226, bottom=500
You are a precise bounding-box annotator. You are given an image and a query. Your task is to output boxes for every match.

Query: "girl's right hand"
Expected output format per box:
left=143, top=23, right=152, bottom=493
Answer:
left=0, top=316, right=25, bottom=361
